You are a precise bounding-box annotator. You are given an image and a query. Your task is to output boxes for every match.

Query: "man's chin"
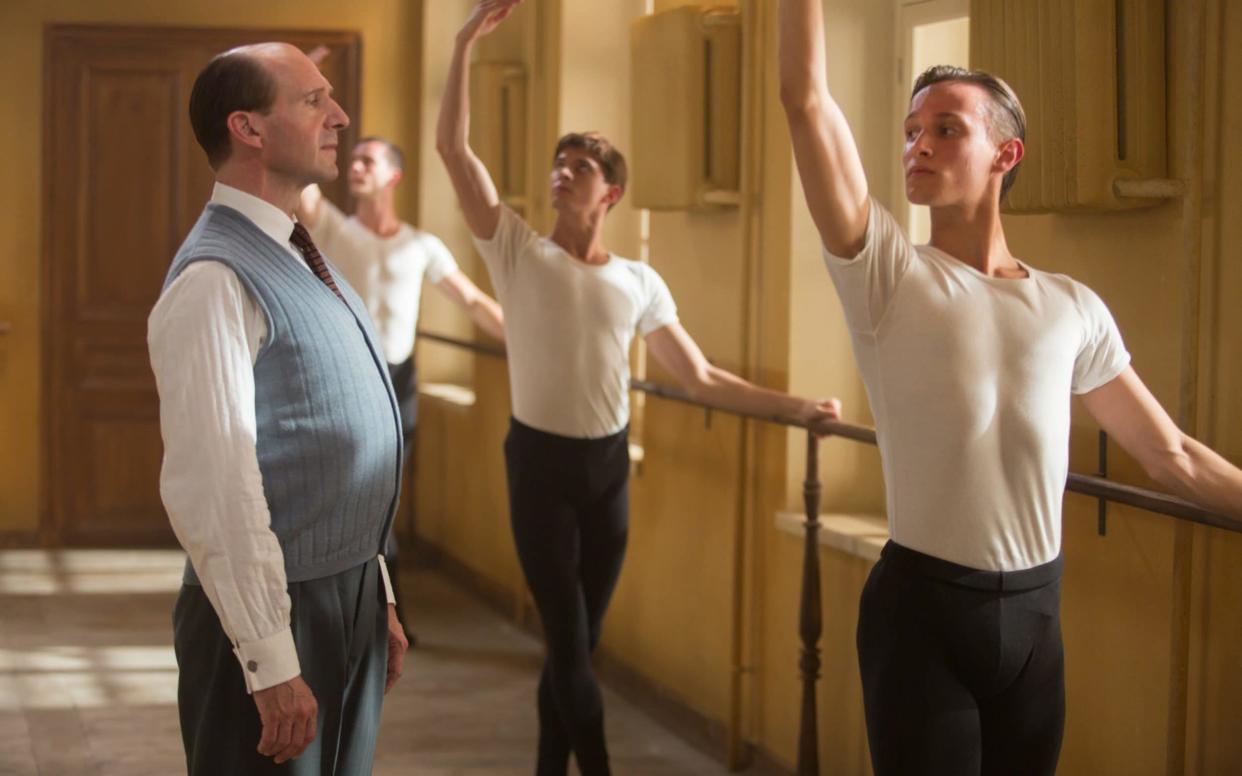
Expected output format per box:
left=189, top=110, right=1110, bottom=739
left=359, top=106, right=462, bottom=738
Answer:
left=314, top=166, right=341, bottom=184
left=905, top=185, right=934, bottom=206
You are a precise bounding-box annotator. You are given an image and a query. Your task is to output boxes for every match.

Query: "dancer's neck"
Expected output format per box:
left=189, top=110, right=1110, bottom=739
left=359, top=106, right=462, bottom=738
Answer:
left=928, top=201, right=1025, bottom=279
left=354, top=191, right=402, bottom=238
left=550, top=208, right=610, bottom=265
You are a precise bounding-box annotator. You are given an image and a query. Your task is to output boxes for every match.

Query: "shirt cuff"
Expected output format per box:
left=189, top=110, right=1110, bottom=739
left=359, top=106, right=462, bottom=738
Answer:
left=378, top=554, right=396, bottom=606
left=233, top=627, right=300, bottom=694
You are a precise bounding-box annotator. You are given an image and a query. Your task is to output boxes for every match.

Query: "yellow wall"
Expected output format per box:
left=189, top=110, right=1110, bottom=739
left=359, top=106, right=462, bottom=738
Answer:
left=415, top=0, right=480, bottom=387
left=0, top=0, right=422, bottom=537
left=1194, top=3, right=1242, bottom=770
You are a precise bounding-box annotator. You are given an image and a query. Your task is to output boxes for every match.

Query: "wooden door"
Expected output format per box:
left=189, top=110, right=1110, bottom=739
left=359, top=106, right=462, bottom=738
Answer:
left=43, top=25, right=362, bottom=545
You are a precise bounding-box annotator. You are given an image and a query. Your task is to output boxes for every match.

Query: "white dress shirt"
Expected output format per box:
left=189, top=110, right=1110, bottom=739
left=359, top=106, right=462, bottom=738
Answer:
left=149, top=183, right=395, bottom=694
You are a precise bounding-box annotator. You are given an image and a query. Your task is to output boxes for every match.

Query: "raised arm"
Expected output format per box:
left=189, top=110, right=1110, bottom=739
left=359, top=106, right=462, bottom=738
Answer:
left=779, top=0, right=871, bottom=258
left=435, top=270, right=505, bottom=342
left=1082, top=367, right=1242, bottom=521
left=436, top=0, right=523, bottom=240
left=645, top=324, right=841, bottom=434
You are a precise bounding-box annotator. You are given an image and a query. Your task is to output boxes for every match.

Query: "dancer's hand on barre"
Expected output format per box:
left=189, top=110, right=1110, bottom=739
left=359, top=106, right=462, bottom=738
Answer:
left=646, top=324, right=844, bottom=431
left=798, top=397, right=843, bottom=437
left=459, top=0, right=524, bottom=44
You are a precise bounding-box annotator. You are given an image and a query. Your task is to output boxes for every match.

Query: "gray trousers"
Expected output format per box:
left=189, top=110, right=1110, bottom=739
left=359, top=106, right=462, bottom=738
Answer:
left=173, top=558, right=387, bottom=775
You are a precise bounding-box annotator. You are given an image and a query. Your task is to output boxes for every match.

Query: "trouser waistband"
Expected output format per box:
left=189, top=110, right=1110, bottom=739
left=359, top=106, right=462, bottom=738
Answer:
left=880, top=541, right=1062, bottom=592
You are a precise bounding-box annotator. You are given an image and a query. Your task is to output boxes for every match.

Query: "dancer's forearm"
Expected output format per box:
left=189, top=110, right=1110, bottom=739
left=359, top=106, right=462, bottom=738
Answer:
left=689, top=365, right=836, bottom=429
left=645, top=323, right=839, bottom=431
left=436, top=35, right=475, bottom=160
left=778, top=0, right=830, bottom=110
left=1151, top=435, right=1242, bottom=521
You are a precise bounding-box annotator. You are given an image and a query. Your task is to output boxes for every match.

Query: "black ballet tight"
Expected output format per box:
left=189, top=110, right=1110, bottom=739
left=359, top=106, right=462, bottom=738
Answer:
left=857, top=541, right=1066, bottom=776
left=504, top=418, right=630, bottom=776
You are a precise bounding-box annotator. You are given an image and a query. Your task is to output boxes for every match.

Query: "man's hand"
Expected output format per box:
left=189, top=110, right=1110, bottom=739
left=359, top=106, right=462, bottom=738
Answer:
left=305, top=45, right=331, bottom=66
left=253, top=675, right=318, bottom=764
left=385, top=604, right=409, bottom=694
left=800, top=397, right=843, bottom=437
left=459, top=0, right=524, bottom=43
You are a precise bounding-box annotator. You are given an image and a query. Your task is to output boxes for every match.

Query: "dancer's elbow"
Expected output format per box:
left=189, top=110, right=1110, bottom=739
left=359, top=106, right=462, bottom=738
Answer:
left=1143, top=437, right=1196, bottom=495
left=779, top=82, right=820, bottom=116
left=435, top=139, right=462, bottom=161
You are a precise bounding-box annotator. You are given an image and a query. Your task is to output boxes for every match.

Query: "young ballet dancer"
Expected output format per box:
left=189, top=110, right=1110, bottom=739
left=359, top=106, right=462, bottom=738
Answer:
left=778, top=1, right=1242, bottom=773
left=439, top=2, right=841, bottom=773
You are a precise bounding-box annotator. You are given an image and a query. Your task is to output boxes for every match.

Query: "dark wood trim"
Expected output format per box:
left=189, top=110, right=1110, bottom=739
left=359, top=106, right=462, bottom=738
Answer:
left=797, top=433, right=823, bottom=776
left=0, top=531, right=44, bottom=549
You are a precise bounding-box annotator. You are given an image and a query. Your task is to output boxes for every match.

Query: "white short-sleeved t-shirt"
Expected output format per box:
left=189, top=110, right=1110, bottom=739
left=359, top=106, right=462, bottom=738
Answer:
left=310, top=199, right=459, bottom=364
left=473, top=206, right=678, bottom=439
left=823, top=200, right=1130, bottom=571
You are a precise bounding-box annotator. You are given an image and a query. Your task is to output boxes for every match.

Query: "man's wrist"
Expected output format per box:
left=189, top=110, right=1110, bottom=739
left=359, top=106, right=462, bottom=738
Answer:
left=233, top=627, right=300, bottom=694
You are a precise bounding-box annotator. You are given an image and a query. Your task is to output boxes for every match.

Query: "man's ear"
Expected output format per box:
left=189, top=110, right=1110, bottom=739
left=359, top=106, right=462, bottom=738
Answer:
left=603, top=183, right=622, bottom=209
left=386, top=168, right=404, bottom=189
left=996, top=136, right=1024, bottom=174
left=227, top=110, right=264, bottom=152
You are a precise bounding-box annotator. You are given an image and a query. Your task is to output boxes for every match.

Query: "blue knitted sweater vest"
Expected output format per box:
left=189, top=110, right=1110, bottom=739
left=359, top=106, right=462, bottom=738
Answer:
left=163, top=204, right=403, bottom=585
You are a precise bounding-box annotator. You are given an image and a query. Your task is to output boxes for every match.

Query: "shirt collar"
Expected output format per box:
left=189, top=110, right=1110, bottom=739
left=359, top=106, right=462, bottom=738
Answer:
left=210, top=182, right=299, bottom=247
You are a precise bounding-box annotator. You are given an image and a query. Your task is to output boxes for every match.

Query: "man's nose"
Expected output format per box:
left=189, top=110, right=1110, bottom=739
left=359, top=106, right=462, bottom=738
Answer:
left=328, top=97, right=349, bottom=130
left=914, top=133, right=933, bottom=157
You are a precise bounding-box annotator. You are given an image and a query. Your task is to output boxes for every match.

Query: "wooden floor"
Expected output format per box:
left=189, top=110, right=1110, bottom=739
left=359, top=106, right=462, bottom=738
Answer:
left=0, top=549, right=741, bottom=775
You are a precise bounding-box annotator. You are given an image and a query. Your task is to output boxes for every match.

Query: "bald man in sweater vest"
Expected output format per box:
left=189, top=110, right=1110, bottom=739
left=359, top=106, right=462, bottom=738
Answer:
left=148, top=44, right=408, bottom=775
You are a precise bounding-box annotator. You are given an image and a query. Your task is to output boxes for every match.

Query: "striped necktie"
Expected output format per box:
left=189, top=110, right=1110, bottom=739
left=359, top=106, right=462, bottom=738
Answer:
left=290, top=222, right=346, bottom=303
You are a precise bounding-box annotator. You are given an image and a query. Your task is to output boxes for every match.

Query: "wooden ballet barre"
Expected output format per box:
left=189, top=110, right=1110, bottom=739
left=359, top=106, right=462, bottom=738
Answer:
left=416, top=328, right=1237, bottom=533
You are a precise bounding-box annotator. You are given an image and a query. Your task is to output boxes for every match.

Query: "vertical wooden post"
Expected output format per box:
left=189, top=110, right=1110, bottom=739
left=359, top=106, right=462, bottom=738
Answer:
left=797, top=431, right=823, bottom=775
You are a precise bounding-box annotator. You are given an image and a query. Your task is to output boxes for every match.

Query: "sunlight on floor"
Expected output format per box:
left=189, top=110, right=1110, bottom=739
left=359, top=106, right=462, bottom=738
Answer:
left=1, top=549, right=743, bottom=775
left=0, top=550, right=185, bottom=595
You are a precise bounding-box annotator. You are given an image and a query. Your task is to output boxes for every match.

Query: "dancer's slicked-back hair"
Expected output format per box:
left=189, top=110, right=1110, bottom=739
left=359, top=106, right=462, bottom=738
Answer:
left=911, top=65, right=1026, bottom=200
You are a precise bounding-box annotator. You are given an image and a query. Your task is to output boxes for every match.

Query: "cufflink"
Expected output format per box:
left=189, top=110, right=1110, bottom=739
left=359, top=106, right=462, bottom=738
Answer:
left=247, top=660, right=258, bottom=673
